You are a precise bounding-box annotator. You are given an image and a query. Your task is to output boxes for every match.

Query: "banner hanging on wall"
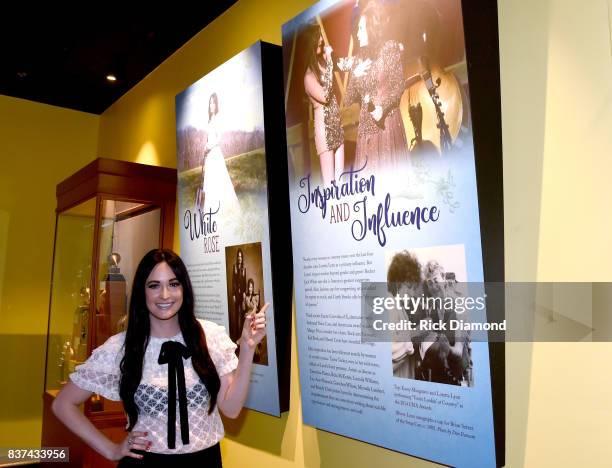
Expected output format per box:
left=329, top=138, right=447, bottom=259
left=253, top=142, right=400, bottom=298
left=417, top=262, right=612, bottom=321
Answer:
left=283, top=0, right=499, bottom=466
left=176, top=41, right=292, bottom=417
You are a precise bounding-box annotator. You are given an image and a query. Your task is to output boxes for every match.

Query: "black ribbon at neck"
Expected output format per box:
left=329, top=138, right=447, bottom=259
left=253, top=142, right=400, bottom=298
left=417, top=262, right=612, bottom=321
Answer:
left=158, top=340, right=192, bottom=449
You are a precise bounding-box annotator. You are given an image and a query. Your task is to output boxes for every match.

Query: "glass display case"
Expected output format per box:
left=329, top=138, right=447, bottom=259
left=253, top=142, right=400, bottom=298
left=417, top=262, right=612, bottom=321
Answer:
left=41, top=158, right=176, bottom=467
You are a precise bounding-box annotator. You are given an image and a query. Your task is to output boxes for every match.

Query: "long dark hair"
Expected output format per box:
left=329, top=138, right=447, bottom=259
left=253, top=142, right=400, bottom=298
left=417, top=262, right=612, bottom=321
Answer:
left=208, top=93, right=219, bottom=122
left=387, top=250, right=421, bottom=295
left=119, top=249, right=221, bottom=431
left=246, top=278, right=255, bottom=296
left=358, top=1, right=387, bottom=58
left=303, top=22, right=325, bottom=85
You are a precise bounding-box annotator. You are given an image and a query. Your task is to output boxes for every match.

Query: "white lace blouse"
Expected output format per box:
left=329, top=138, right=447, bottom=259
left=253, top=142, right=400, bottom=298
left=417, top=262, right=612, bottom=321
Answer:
left=69, top=319, right=238, bottom=454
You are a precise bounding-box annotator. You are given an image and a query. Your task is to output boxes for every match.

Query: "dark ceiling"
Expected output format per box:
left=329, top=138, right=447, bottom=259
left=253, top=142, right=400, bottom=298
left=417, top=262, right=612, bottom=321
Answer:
left=0, top=3, right=237, bottom=114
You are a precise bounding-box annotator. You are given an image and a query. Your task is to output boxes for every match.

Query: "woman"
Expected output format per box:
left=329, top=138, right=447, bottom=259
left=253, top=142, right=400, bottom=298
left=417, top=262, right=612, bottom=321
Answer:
left=303, top=23, right=345, bottom=186
left=345, top=1, right=410, bottom=173
left=420, top=261, right=468, bottom=385
left=242, top=278, right=259, bottom=317
left=387, top=250, right=421, bottom=379
left=230, top=249, right=247, bottom=343
left=52, top=249, right=267, bottom=467
left=242, top=279, right=267, bottom=365
left=198, top=92, right=239, bottom=213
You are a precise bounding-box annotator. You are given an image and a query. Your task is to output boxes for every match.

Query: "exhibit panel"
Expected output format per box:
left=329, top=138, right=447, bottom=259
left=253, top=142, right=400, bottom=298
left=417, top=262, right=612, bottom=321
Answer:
left=283, top=0, right=503, bottom=466
left=175, top=41, right=292, bottom=417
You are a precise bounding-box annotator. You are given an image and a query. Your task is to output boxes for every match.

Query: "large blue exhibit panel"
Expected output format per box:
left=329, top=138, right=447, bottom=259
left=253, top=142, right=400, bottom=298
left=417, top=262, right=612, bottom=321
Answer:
left=282, top=1, right=498, bottom=466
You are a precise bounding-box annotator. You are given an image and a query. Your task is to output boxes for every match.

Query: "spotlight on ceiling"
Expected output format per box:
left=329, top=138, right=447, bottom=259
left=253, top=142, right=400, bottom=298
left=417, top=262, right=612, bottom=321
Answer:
left=106, top=75, right=117, bottom=82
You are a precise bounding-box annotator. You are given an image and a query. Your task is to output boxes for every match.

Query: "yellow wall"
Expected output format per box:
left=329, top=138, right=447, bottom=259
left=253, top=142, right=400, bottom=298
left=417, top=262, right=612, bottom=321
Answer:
left=500, top=0, right=612, bottom=467
left=0, top=95, right=99, bottom=445
left=1, top=0, right=610, bottom=466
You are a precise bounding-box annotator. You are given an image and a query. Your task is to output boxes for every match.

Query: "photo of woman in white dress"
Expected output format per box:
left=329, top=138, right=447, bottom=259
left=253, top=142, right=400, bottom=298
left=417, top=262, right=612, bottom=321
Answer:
left=196, top=93, right=240, bottom=213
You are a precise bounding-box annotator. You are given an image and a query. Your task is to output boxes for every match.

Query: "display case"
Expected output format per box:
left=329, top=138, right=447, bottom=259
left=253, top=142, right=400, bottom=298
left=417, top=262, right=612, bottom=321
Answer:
left=41, top=158, right=176, bottom=467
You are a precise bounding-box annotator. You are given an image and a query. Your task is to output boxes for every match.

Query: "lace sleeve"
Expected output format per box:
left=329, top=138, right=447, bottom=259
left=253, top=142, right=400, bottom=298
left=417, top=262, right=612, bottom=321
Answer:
left=344, top=70, right=361, bottom=107
left=378, top=41, right=406, bottom=114
left=69, top=333, right=125, bottom=401
left=200, top=320, right=239, bottom=376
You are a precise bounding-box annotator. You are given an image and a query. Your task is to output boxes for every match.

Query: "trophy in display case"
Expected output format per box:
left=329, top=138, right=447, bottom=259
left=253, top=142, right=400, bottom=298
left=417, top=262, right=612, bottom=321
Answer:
left=57, top=340, right=74, bottom=386
left=96, top=253, right=127, bottom=347
left=42, top=158, right=176, bottom=468
left=72, top=286, right=90, bottom=363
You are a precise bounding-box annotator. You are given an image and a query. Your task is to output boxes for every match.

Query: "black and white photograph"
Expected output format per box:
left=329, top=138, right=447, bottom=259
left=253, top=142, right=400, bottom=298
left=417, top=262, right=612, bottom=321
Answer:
left=225, top=242, right=268, bottom=365
left=386, top=244, right=473, bottom=386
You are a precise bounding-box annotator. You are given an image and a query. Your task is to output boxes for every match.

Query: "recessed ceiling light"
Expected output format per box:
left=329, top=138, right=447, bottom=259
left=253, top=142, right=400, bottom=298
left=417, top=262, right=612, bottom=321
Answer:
left=106, top=74, right=117, bottom=82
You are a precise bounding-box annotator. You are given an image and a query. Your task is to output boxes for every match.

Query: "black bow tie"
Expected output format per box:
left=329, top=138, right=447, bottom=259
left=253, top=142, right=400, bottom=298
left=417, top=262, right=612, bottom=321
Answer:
left=158, top=340, right=192, bottom=449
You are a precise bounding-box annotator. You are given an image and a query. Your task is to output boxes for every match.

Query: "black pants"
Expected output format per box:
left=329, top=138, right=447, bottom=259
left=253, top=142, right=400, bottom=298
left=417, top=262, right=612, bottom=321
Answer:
left=117, top=443, right=222, bottom=468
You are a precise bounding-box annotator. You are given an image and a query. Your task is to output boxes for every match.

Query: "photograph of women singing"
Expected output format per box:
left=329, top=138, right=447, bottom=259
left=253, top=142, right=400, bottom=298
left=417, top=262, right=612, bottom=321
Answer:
left=303, top=22, right=345, bottom=186
left=51, top=249, right=268, bottom=467
left=195, top=92, right=240, bottom=214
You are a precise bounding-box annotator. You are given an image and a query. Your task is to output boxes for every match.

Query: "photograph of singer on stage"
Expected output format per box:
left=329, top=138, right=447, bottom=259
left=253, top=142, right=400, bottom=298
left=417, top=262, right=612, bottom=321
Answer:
left=283, top=0, right=471, bottom=183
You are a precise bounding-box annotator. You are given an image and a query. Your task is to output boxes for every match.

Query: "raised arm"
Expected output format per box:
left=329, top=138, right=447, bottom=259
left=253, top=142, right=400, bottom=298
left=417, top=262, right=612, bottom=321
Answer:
left=304, top=64, right=332, bottom=105
left=216, top=304, right=268, bottom=418
left=345, top=57, right=372, bottom=107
